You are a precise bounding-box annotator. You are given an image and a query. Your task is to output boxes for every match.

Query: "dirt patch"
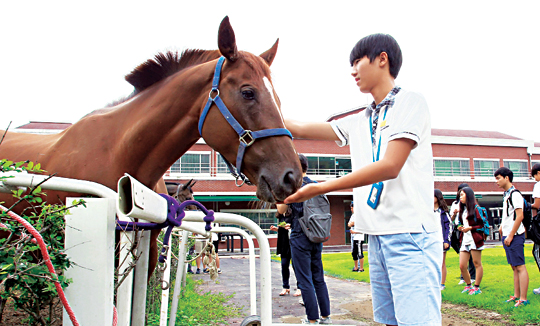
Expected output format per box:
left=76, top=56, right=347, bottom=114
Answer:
left=1, top=298, right=63, bottom=326
left=335, top=300, right=516, bottom=326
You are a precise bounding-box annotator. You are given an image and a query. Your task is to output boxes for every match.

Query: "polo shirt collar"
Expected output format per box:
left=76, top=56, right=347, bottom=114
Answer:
left=367, top=86, right=402, bottom=114
left=504, top=186, right=515, bottom=198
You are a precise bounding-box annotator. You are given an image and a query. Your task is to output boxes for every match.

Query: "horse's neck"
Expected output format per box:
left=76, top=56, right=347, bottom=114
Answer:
left=112, top=68, right=211, bottom=187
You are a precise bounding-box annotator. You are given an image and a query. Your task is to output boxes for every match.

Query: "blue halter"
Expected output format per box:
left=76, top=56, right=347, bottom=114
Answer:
left=198, top=56, right=293, bottom=186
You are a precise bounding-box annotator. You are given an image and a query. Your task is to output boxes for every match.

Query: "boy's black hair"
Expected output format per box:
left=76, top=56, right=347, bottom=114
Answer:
left=532, top=163, right=540, bottom=177
left=349, top=33, right=403, bottom=78
left=298, top=154, right=308, bottom=173
left=494, top=167, right=513, bottom=182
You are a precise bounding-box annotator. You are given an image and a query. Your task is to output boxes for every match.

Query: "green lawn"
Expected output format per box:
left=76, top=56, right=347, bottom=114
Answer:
left=320, top=244, right=540, bottom=325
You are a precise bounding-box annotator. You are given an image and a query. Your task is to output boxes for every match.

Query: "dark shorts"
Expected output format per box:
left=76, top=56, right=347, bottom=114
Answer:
left=213, top=240, right=220, bottom=251
left=503, top=233, right=525, bottom=266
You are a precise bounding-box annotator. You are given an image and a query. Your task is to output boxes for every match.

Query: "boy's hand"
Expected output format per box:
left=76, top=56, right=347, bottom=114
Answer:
left=284, top=183, right=323, bottom=204
left=270, top=225, right=278, bottom=231
left=504, top=235, right=513, bottom=246
left=444, top=243, right=449, bottom=249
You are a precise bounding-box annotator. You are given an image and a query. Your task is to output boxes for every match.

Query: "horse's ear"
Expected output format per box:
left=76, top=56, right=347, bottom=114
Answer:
left=218, top=16, right=238, bottom=62
left=260, top=39, right=279, bottom=66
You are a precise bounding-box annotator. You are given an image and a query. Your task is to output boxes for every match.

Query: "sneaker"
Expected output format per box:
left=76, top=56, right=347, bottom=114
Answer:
left=505, top=296, right=518, bottom=303
left=301, top=318, right=319, bottom=324
left=203, top=268, right=209, bottom=274
left=468, top=287, right=482, bottom=295
left=461, top=285, right=473, bottom=293
left=195, top=268, right=201, bottom=274
left=319, top=316, right=332, bottom=324
left=440, top=285, right=446, bottom=291
left=533, top=287, right=540, bottom=295
left=458, top=279, right=466, bottom=285
left=187, top=269, right=194, bottom=274
left=299, top=298, right=305, bottom=306
left=514, top=299, right=530, bottom=307
left=217, top=268, right=222, bottom=274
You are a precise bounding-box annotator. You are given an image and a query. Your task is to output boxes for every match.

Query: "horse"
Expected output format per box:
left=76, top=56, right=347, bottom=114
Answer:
left=0, top=16, right=302, bottom=280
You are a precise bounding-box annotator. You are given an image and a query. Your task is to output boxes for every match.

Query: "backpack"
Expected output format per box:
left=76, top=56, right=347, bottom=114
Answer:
left=507, top=188, right=533, bottom=238
left=474, top=205, right=490, bottom=240
left=299, top=193, right=332, bottom=243
left=529, top=212, right=540, bottom=244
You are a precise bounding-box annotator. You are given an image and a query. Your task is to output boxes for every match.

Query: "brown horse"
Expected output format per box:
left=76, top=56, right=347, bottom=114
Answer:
left=0, top=16, right=302, bottom=279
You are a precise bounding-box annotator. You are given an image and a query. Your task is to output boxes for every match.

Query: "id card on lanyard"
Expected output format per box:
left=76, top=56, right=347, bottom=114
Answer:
left=367, top=107, right=388, bottom=209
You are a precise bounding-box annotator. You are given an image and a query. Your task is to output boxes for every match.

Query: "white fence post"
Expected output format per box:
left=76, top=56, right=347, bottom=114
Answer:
left=63, top=198, right=116, bottom=326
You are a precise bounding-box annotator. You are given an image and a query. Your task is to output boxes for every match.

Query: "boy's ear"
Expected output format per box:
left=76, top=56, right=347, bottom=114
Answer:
left=379, top=52, right=389, bottom=68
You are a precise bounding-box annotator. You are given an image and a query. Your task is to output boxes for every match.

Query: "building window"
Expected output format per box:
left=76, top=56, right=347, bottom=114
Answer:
left=216, top=155, right=230, bottom=174
left=473, top=160, right=500, bottom=177
left=433, top=159, right=470, bottom=176
left=503, top=160, right=529, bottom=178
left=220, top=209, right=277, bottom=235
left=171, top=153, right=210, bottom=174
left=307, top=156, right=352, bottom=176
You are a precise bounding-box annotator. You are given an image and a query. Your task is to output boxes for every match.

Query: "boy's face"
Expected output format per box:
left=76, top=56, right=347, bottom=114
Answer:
left=534, top=172, right=540, bottom=182
left=351, top=55, right=383, bottom=94
left=495, top=175, right=509, bottom=189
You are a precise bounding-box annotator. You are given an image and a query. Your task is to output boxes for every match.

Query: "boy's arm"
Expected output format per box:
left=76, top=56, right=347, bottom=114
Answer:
left=284, top=138, right=415, bottom=203
left=504, top=208, right=523, bottom=245
left=285, top=119, right=340, bottom=141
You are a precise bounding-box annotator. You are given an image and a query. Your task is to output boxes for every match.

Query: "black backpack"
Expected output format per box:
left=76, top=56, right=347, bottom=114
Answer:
left=529, top=212, right=540, bottom=244
left=507, top=188, right=533, bottom=238
left=299, top=192, right=332, bottom=243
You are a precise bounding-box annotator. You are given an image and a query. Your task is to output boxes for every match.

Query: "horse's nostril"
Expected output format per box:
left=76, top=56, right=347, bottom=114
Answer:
left=282, top=170, right=300, bottom=193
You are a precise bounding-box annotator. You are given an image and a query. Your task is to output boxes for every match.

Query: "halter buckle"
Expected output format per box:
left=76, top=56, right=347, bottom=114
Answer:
left=239, top=130, right=255, bottom=147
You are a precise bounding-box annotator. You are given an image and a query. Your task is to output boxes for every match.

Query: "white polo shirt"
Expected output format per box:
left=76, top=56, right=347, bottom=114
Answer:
left=351, top=213, right=365, bottom=241
left=330, top=88, right=437, bottom=235
left=533, top=181, right=540, bottom=200
left=501, top=188, right=525, bottom=236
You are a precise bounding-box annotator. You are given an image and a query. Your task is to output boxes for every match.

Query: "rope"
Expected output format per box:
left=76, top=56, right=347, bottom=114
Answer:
left=0, top=204, right=80, bottom=326
left=1, top=205, right=119, bottom=326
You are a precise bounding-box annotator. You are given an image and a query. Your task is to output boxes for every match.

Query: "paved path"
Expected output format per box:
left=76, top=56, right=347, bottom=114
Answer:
left=192, top=255, right=371, bottom=325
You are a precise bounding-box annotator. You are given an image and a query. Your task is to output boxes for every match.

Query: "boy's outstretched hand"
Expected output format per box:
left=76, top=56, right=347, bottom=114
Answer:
left=284, top=183, right=323, bottom=204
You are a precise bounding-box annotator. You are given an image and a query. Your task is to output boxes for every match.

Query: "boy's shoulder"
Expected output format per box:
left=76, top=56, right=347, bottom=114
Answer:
left=395, top=88, right=427, bottom=105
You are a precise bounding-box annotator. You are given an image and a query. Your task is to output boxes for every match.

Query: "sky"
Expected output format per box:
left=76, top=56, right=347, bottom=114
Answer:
left=1, top=1, right=539, bottom=142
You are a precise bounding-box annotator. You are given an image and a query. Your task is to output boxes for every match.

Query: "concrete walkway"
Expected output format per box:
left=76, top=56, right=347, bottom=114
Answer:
left=192, top=254, right=371, bottom=325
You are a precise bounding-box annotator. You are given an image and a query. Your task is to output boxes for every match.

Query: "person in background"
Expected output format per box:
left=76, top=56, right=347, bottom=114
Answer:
left=435, top=189, right=451, bottom=290
left=450, top=183, right=476, bottom=285
left=270, top=209, right=301, bottom=297
left=348, top=202, right=365, bottom=272
left=456, top=187, right=484, bottom=295
left=495, top=167, right=530, bottom=307
left=531, top=163, right=540, bottom=296
left=277, top=154, right=331, bottom=325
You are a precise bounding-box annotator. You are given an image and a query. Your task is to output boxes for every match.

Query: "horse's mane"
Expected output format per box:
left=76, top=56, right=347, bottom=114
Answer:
left=86, top=49, right=269, bottom=116
left=126, top=49, right=221, bottom=93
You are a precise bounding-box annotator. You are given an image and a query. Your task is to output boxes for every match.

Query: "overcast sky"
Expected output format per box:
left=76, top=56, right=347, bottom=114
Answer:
left=1, top=1, right=539, bottom=142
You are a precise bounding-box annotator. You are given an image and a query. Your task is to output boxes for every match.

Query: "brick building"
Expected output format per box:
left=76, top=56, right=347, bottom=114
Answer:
left=13, top=116, right=540, bottom=247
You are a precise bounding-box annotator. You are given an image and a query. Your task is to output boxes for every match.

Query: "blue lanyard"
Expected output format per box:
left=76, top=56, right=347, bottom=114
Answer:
left=369, top=107, right=388, bottom=162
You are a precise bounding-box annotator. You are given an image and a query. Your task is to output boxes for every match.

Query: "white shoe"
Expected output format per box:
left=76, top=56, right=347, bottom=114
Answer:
left=458, top=279, right=465, bottom=285
left=533, top=287, right=540, bottom=295
left=299, top=298, right=305, bottom=306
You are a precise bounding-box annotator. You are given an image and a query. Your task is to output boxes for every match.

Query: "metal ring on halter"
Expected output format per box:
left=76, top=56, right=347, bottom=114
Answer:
left=208, top=88, right=219, bottom=100
left=235, top=177, right=246, bottom=187
left=239, top=130, right=255, bottom=147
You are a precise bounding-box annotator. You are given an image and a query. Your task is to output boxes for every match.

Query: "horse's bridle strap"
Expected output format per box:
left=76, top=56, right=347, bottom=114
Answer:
left=198, top=56, right=293, bottom=183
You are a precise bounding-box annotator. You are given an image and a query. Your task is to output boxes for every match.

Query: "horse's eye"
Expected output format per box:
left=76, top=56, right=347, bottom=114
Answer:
left=241, top=90, right=255, bottom=100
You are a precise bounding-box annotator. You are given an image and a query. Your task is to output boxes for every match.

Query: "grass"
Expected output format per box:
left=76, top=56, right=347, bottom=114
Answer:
left=146, top=277, right=242, bottom=326
left=320, top=243, right=540, bottom=325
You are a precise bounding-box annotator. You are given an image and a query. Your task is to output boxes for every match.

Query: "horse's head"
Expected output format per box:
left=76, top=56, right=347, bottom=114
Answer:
left=199, top=17, right=302, bottom=203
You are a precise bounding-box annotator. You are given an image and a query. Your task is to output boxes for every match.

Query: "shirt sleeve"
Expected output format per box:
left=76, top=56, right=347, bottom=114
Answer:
left=387, top=92, right=429, bottom=149
left=533, top=182, right=540, bottom=199
left=330, top=113, right=358, bottom=147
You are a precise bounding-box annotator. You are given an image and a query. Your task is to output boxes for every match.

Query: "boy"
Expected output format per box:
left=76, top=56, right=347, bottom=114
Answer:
left=284, top=34, right=441, bottom=325
left=494, top=167, right=530, bottom=307
left=531, top=163, right=540, bottom=295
